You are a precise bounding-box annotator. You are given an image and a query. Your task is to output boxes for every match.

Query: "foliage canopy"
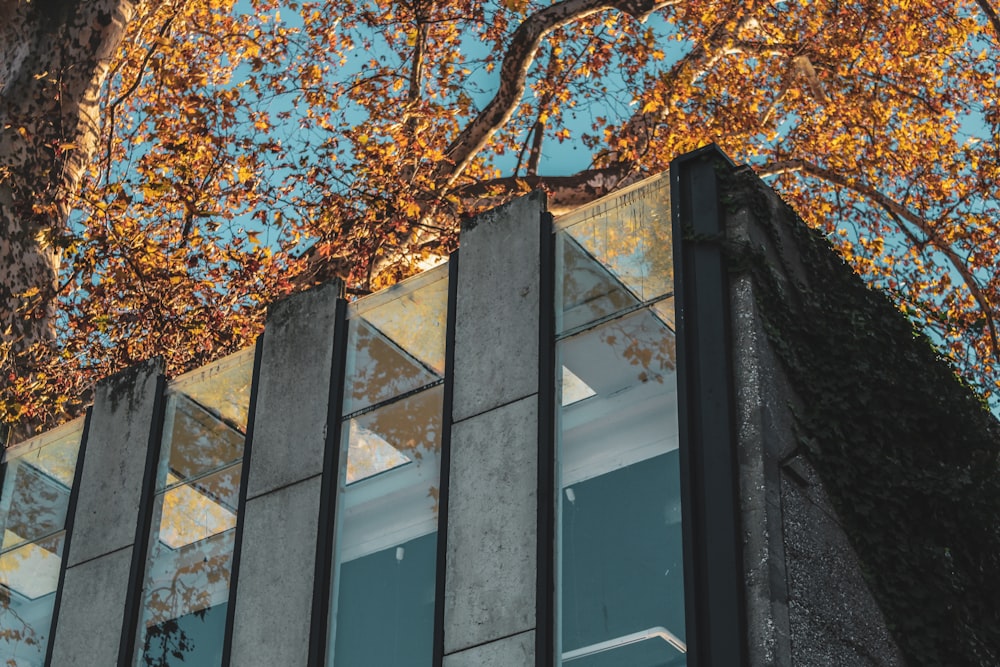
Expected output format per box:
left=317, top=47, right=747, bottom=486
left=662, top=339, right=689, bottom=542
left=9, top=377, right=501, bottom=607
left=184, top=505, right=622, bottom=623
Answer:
left=1, top=0, right=999, bottom=430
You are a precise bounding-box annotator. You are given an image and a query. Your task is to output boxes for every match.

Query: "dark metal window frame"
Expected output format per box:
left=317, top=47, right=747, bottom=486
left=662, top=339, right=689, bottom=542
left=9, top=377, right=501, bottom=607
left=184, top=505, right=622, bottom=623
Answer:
left=537, top=211, right=557, bottom=667
left=309, top=258, right=458, bottom=667
left=671, top=145, right=749, bottom=667
left=307, top=295, right=350, bottom=665
left=432, top=252, right=460, bottom=667
left=117, top=371, right=169, bottom=667
left=41, top=409, right=93, bottom=666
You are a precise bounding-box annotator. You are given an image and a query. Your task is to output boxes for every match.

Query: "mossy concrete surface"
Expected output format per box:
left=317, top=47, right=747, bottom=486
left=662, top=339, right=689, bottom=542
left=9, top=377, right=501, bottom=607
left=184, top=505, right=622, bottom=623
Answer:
left=726, top=164, right=1000, bottom=667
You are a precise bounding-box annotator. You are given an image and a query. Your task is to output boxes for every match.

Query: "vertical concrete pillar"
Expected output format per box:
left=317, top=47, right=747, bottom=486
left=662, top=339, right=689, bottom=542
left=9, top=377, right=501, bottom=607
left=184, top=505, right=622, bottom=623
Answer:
left=443, top=192, right=547, bottom=666
left=228, top=283, right=342, bottom=667
left=50, top=358, right=164, bottom=666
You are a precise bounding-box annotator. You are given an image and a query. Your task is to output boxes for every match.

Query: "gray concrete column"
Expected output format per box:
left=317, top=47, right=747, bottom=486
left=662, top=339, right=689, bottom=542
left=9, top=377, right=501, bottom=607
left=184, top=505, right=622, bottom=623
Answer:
left=228, top=282, right=341, bottom=667
left=443, top=192, right=546, bottom=664
left=50, top=358, right=164, bottom=666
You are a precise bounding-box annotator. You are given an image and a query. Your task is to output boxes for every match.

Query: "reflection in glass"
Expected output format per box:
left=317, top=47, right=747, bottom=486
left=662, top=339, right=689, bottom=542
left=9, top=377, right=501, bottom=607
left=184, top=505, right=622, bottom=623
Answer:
left=329, top=266, right=447, bottom=667
left=0, top=418, right=84, bottom=667
left=556, top=308, right=685, bottom=666
left=345, top=387, right=441, bottom=483
left=342, top=265, right=448, bottom=415
left=133, top=348, right=253, bottom=667
left=329, top=386, right=442, bottom=667
left=556, top=173, right=673, bottom=335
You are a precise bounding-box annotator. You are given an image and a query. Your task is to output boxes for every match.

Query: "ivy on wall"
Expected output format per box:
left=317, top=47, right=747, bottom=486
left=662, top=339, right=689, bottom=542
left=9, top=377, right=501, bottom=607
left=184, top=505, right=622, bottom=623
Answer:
left=725, top=167, right=1000, bottom=666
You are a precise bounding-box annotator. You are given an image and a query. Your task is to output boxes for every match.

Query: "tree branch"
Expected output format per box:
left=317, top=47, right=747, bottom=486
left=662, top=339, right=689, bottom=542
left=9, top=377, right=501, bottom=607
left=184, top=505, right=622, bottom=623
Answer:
left=404, top=6, right=427, bottom=132
left=759, top=158, right=1000, bottom=362
left=437, top=0, right=676, bottom=189
left=974, top=0, right=1000, bottom=42
left=103, top=11, right=177, bottom=185
left=455, top=163, right=639, bottom=214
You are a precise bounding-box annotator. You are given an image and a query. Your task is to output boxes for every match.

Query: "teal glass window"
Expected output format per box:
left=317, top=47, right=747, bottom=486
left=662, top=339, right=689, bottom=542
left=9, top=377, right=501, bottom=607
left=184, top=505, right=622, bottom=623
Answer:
left=0, top=418, right=85, bottom=666
left=131, top=348, right=254, bottom=666
left=328, top=265, right=447, bottom=667
left=555, top=175, right=687, bottom=666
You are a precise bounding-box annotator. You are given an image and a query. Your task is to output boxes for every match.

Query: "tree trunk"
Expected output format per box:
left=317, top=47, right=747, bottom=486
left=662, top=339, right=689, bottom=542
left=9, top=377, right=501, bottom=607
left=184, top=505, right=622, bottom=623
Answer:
left=0, top=0, right=136, bottom=362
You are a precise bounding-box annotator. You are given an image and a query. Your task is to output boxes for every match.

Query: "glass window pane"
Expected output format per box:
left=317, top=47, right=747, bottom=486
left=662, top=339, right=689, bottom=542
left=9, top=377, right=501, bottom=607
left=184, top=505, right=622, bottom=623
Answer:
left=155, top=464, right=240, bottom=550
left=557, top=232, right=642, bottom=335
left=556, top=174, right=673, bottom=334
left=329, top=385, right=442, bottom=667
left=343, top=266, right=448, bottom=415
left=557, top=309, right=685, bottom=666
left=0, top=532, right=66, bottom=667
left=0, top=418, right=84, bottom=667
left=156, top=393, right=247, bottom=493
left=134, top=348, right=253, bottom=667
left=154, top=349, right=254, bottom=492
left=0, top=424, right=82, bottom=551
left=333, top=532, right=436, bottom=665
left=134, top=479, right=236, bottom=667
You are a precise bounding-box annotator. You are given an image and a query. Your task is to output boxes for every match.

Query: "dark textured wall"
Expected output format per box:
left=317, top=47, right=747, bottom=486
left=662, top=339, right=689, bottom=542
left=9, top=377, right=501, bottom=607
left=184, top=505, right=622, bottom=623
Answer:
left=725, top=163, right=1000, bottom=667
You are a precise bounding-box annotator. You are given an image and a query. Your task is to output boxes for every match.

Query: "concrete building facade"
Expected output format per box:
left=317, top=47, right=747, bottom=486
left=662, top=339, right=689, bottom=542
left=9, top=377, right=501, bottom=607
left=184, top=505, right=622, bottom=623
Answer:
left=2, top=147, right=994, bottom=667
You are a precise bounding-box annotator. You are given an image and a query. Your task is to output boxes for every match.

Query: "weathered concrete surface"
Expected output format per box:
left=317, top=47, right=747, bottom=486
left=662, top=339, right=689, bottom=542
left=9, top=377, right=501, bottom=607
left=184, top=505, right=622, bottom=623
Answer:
left=444, top=397, right=538, bottom=654
left=781, top=457, right=906, bottom=666
left=442, top=629, right=535, bottom=666
left=229, top=476, right=322, bottom=667
left=230, top=283, right=341, bottom=666
left=67, top=357, right=162, bottom=567
left=726, top=168, right=905, bottom=666
left=50, top=546, right=133, bottom=666
left=452, top=191, right=544, bottom=422
left=729, top=207, right=794, bottom=667
left=245, top=282, right=340, bottom=499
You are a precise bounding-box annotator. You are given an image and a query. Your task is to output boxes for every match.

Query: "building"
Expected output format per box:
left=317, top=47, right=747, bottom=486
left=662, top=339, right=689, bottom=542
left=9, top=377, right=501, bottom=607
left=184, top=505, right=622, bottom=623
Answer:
left=1, top=147, right=997, bottom=666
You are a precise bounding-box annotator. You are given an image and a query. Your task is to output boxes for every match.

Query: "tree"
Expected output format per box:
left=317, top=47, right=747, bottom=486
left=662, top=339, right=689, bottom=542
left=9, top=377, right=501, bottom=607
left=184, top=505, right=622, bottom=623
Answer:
left=1, top=0, right=998, bottom=434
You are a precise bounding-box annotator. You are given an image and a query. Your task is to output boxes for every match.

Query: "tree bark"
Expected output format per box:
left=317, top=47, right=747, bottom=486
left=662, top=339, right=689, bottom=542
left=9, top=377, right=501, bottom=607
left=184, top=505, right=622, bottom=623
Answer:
left=455, top=164, right=641, bottom=215
left=0, top=0, right=136, bottom=362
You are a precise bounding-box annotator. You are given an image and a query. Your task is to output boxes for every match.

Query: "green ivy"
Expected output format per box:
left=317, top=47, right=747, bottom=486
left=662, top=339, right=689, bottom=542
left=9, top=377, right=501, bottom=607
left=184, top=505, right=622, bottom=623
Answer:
left=726, top=168, right=1000, bottom=666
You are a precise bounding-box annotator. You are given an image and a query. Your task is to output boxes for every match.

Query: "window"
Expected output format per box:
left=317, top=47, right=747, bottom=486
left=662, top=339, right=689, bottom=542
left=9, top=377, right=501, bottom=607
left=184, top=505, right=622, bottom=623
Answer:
left=0, top=418, right=85, bottom=667
left=327, top=265, right=448, bottom=667
left=130, top=348, right=254, bottom=667
left=554, top=175, right=687, bottom=666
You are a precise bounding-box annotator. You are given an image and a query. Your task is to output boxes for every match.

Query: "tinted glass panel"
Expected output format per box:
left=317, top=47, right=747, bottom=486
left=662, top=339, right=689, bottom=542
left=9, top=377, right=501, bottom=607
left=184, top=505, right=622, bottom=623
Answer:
left=555, top=174, right=684, bottom=666
left=329, top=266, right=447, bottom=667
left=556, top=173, right=673, bottom=335
left=342, top=266, right=448, bottom=415
left=333, top=532, right=436, bottom=665
left=133, top=347, right=253, bottom=667
left=330, top=386, right=442, bottom=667
left=557, top=312, right=684, bottom=666
left=0, top=419, right=84, bottom=667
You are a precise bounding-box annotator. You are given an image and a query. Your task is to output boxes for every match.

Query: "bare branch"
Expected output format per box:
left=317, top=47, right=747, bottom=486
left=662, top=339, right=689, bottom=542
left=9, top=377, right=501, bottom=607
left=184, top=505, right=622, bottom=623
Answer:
left=405, top=9, right=427, bottom=131
left=438, top=0, right=677, bottom=189
left=455, top=163, right=639, bottom=214
left=974, top=0, right=1000, bottom=42
left=103, top=11, right=178, bottom=185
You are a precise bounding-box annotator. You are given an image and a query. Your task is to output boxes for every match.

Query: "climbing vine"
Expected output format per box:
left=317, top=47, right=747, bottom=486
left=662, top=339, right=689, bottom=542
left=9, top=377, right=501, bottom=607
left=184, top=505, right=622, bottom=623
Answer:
left=725, top=167, right=1000, bottom=666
